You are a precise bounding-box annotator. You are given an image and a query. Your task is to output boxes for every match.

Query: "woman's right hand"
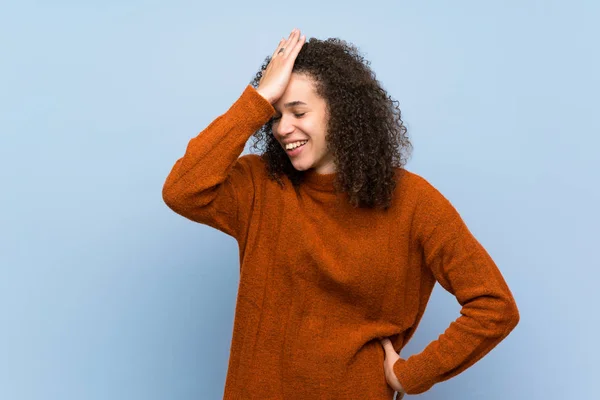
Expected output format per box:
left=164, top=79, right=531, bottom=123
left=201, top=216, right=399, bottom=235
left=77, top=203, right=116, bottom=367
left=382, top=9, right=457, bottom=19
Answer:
left=256, top=28, right=306, bottom=105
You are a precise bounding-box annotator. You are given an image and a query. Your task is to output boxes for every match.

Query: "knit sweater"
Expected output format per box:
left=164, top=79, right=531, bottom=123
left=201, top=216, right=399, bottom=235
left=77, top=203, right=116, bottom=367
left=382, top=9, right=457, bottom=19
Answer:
left=162, top=85, right=520, bottom=399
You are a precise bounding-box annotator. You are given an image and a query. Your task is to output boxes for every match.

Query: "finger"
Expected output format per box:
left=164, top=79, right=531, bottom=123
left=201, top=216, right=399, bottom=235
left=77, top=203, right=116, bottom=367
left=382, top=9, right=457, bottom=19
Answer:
left=271, top=38, right=286, bottom=59
left=289, top=33, right=306, bottom=59
left=380, top=337, right=394, bottom=353
left=282, top=29, right=300, bottom=57
left=271, top=29, right=296, bottom=60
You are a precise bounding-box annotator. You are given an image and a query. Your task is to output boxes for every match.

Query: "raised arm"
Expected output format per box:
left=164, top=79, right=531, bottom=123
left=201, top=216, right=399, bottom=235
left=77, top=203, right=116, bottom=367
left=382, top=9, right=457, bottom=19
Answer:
left=162, top=29, right=306, bottom=239
left=162, top=85, right=275, bottom=238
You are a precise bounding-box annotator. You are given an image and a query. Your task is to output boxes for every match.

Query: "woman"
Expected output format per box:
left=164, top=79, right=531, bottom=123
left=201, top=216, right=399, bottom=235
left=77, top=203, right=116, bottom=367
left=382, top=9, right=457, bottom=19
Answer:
left=162, top=28, right=519, bottom=399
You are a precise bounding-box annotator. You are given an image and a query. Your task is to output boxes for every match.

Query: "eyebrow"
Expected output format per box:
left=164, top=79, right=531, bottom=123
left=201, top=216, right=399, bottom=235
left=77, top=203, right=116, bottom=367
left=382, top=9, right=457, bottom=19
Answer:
left=274, top=101, right=307, bottom=113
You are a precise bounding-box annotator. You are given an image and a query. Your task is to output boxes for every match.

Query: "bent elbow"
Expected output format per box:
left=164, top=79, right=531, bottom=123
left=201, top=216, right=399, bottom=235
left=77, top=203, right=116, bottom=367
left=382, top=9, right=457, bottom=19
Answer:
left=508, top=300, right=520, bottom=330
left=162, top=183, right=176, bottom=207
left=162, top=181, right=177, bottom=207
left=162, top=180, right=188, bottom=214
left=500, top=296, right=520, bottom=335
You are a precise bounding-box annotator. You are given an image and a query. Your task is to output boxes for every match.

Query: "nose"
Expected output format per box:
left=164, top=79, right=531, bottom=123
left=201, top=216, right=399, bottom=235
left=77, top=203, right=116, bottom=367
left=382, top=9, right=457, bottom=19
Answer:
left=274, top=114, right=295, bottom=138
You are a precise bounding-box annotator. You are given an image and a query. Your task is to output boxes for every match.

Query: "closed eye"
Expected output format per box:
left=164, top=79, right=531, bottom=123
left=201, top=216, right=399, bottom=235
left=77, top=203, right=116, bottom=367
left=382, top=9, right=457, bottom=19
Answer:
left=272, top=113, right=306, bottom=121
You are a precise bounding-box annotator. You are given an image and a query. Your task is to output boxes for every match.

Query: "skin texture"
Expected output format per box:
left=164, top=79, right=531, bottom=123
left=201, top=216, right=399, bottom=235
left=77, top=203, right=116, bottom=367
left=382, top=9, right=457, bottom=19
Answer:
left=250, top=33, right=412, bottom=210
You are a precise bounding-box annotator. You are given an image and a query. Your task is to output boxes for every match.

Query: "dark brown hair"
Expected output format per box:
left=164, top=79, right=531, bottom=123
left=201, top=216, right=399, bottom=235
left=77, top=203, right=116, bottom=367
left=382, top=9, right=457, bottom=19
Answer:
left=249, top=37, right=412, bottom=210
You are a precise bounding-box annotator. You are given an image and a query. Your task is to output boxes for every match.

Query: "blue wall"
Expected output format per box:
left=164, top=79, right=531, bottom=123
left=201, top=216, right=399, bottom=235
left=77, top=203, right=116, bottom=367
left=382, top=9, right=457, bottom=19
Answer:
left=1, top=1, right=597, bottom=398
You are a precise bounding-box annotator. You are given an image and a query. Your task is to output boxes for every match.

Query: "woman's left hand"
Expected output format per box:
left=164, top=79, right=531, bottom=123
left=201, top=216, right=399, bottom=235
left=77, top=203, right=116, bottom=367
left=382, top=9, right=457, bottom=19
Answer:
left=379, top=337, right=406, bottom=398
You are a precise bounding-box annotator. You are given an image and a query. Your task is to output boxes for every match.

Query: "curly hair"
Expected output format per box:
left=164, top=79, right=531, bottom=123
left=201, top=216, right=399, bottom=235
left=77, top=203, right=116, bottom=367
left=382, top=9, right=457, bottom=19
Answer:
left=249, top=37, right=412, bottom=210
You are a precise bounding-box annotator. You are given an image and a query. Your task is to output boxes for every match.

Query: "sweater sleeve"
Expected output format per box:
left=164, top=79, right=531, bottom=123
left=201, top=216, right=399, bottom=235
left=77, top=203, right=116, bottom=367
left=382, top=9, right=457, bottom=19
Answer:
left=393, top=177, right=520, bottom=394
left=162, top=85, right=275, bottom=239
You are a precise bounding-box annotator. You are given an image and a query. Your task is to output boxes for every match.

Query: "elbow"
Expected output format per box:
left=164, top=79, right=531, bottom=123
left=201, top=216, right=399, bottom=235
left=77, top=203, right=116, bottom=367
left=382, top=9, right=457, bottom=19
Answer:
left=162, top=174, right=189, bottom=210
left=162, top=183, right=175, bottom=206
left=480, top=292, right=520, bottom=338
left=510, top=300, right=520, bottom=329
left=501, top=295, right=520, bottom=335
left=162, top=181, right=184, bottom=212
left=161, top=180, right=215, bottom=217
left=162, top=183, right=175, bottom=207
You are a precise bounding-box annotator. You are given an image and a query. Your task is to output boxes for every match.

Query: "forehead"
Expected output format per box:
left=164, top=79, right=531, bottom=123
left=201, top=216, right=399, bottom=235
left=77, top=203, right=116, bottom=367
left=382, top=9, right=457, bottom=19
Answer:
left=274, top=73, right=321, bottom=109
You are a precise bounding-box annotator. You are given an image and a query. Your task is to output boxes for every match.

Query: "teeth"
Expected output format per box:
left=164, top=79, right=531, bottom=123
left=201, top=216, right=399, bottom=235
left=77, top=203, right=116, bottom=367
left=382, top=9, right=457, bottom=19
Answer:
left=285, top=140, right=308, bottom=150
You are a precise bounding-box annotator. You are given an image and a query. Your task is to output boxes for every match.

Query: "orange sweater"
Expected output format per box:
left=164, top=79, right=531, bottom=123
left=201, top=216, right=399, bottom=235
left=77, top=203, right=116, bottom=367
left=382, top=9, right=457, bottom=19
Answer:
left=162, top=85, right=520, bottom=399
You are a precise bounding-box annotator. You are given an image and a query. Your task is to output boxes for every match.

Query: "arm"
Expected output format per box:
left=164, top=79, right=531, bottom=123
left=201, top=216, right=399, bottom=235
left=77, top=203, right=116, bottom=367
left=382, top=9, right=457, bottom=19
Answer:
left=162, top=85, right=275, bottom=239
left=393, top=177, right=520, bottom=394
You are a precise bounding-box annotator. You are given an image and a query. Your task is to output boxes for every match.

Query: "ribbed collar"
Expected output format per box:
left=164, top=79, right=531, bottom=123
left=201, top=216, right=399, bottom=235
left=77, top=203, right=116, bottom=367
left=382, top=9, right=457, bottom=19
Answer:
left=303, top=168, right=338, bottom=192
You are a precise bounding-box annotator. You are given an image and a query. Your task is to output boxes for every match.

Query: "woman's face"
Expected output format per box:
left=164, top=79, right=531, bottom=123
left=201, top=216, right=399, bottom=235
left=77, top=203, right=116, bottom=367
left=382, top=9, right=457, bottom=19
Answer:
left=272, top=73, right=336, bottom=174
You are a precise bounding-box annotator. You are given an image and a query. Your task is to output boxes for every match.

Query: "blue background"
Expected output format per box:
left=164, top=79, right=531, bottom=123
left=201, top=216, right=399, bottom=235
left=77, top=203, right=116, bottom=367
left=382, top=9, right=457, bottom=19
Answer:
left=1, top=1, right=598, bottom=399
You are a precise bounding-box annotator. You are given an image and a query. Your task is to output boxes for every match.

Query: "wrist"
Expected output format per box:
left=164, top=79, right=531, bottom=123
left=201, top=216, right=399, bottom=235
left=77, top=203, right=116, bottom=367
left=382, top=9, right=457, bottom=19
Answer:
left=255, top=88, right=275, bottom=104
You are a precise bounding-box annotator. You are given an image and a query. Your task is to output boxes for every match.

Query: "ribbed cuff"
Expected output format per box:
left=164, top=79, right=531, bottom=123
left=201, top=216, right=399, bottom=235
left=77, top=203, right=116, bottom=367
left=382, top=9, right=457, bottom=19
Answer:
left=393, top=357, right=433, bottom=395
left=227, top=85, right=276, bottom=132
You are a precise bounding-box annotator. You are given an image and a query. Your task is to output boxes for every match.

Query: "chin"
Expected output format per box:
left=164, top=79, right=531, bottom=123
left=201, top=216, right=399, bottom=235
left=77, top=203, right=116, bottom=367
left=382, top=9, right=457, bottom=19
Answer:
left=292, top=165, right=310, bottom=172
left=290, top=160, right=312, bottom=172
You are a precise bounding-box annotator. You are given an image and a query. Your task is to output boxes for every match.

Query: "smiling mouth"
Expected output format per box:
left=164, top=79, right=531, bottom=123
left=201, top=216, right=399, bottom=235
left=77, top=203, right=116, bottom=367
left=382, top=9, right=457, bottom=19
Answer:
left=285, top=140, right=309, bottom=155
left=286, top=141, right=307, bottom=149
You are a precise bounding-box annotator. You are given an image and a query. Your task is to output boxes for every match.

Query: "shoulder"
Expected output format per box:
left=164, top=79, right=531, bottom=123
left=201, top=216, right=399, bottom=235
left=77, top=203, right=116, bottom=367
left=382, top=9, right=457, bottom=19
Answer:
left=394, top=167, right=461, bottom=222
left=396, top=167, right=429, bottom=188
left=395, top=167, right=446, bottom=201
